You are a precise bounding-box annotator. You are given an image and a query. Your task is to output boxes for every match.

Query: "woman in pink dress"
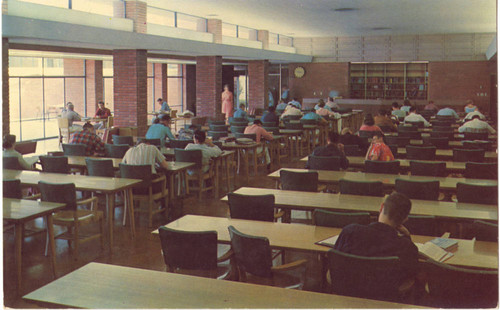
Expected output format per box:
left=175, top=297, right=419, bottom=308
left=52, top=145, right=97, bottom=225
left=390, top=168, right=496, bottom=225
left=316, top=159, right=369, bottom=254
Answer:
left=221, top=84, right=233, bottom=119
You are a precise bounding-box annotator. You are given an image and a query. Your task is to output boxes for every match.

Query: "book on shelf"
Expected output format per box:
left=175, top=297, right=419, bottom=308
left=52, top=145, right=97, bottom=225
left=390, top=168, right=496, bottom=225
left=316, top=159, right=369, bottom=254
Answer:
left=415, top=241, right=454, bottom=263
left=316, top=235, right=339, bottom=248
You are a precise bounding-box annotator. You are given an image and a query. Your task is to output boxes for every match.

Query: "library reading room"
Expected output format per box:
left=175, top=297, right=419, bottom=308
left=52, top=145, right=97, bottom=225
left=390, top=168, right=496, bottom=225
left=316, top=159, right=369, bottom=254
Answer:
left=2, top=0, right=498, bottom=308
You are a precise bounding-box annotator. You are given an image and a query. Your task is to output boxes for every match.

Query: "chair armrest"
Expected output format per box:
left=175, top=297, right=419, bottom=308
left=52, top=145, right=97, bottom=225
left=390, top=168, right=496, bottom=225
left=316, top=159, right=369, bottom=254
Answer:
left=77, top=196, right=99, bottom=207
left=151, top=175, right=167, bottom=184
left=271, top=259, right=307, bottom=272
left=217, top=249, right=234, bottom=263
left=23, top=193, right=41, bottom=200
left=274, top=210, right=285, bottom=220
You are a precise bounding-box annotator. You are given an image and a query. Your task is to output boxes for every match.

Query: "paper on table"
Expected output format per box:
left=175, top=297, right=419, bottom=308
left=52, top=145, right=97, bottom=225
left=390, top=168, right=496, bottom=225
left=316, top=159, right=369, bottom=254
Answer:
left=316, top=235, right=339, bottom=248
left=415, top=242, right=454, bottom=262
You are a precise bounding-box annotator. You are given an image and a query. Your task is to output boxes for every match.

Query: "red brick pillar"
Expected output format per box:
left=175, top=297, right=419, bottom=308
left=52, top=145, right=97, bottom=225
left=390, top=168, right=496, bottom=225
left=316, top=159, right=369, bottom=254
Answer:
left=154, top=63, right=167, bottom=102
left=196, top=56, right=222, bottom=119
left=114, top=0, right=147, bottom=34
left=3, top=38, right=9, bottom=135
left=113, top=49, right=148, bottom=135
left=207, top=19, right=222, bottom=44
left=248, top=60, right=269, bottom=111
left=185, top=64, right=197, bottom=114
left=85, top=60, right=104, bottom=116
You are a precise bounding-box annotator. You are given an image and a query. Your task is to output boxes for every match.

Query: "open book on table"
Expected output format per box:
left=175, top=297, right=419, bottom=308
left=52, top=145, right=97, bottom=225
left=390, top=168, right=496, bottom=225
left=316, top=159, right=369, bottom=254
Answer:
left=415, top=241, right=454, bottom=263
left=315, top=235, right=339, bottom=248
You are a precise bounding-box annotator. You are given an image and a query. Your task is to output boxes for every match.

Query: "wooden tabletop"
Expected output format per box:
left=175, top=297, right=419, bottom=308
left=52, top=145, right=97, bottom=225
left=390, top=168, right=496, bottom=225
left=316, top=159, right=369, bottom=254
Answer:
left=67, top=155, right=195, bottom=172
left=158, top=215, right=498, bottom=270
left=279, top=129, right=303, bottom=135
left=23, top=262, right=420, bottom=309
left=222, top=187, right=498, bottom=221
left=3, top=198, right=66, bottom=223
left=397, top=148, right=497, bottom=159
left=3, top=169, right=142, bottom=193
left=161, top=148, right=235, bottom=158
left=267, top=168, right=498, bottom=191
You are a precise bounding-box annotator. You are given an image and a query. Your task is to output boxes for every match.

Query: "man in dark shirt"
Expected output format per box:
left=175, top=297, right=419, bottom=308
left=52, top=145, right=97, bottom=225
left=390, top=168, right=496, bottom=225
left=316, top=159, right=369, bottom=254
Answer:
left=306, top=131, right=349, bottom=170
left=339, top=128, right=369, bottom=154
left=333, top=192, right=419, bottom=287
left=261, top=106, right=279, bottom=125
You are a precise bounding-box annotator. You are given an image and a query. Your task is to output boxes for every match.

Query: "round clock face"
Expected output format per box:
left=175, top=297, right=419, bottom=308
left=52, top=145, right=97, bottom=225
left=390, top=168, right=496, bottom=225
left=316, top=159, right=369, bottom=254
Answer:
left=294, top=66, right=305, bottom=78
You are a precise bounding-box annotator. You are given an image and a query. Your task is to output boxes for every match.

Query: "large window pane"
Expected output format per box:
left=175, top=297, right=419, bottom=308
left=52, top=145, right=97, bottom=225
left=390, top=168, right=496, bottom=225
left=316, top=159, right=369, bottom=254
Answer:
left=20, top=79, right=44, bottom=140
left=177, top=13, right=204, bottom=31
left=72, top=0, right=113, bottom=16
left=147, top=77, right=154, bottom=112
left=167, top=64, right=180, bottom=77
left=18, top=0, right=67, bottom=8
left=147, top=7, right=175, bottom=27
left=63, top=59, right=84, bottom=76
left=167, top=78, right=183, bottom=111
left=9, top=78, right=21, bottom=139
left=65, top=78, right=85, bottom=116
left=222, top=23, right=237, bottom=37
left=43, top=58, right=64, bottom=76
left=103, top=77, right=114, bottom=112
left=9, top=56, right=43, bottom=77
left=103, top=60, right=113, bottom=77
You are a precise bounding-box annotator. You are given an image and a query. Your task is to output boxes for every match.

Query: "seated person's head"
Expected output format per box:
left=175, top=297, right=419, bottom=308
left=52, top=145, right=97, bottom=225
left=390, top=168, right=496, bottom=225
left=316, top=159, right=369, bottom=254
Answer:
left=409, top=106, right=417, bottom=113
left=327, top=131, right=340, bottom=144
left=67, top=103, right=75, bottom=111
left=466, top=99, right=474, bottom=106
left=268, top=106, right=276, bottom=113
left=98, top=101, right=105, bottom=108
left=380, top=192, right=412, bottom=227
left=318, top=100, right=326, bottom=108
left=328, top=96, right=334, bottom=102
left=293, top=97, right=298, bottom=102
left=378, top=108, right=387, bottom=116
left=3, top=134, right=16, bottom=149
left=253, top=119, right=262, bottom=126
left=160, top=114, right=171, bottom=125
left=372, top=132, right=384, bottom=143
left=83, top=122, right=94, bottom=132
left=239, top=104, right=245, bottom=110
left=153, top=117, right=160, bottom=124
left=279, top=99, right=285, bottom=104
left=403, top=99, right=411, bottom=106
left=428, top=100, right=434, bottom=105
left=157, top=98, right=163, bottom=104
left=363, top=114, right=375, bottom=126
left=193, top=129, right=206, bottom=144
left=189, top=124, right=198, bottom=130
left=392, top=102, right=399, bottom=110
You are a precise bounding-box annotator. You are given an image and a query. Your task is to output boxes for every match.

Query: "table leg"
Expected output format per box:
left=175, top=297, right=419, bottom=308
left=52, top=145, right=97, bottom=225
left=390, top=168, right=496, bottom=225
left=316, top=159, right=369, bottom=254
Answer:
left=169, top=173, right=175, bottom=201
left=243, top=150, right=250, bottom=184
left=127, top=189, right=136, bottom=238
left=214, top=159, right=220, bottom=198
left=184, top=171, right=190, bottom=195
left=46, top=214, right=57, bottom=279
left=106, top=193, right=114, bottom=253
left=253, top=147, right=258, bottom=176
left=15, top=224, right=23, bottom=294
left=295, top=134, right=300, bottom=157
left=225, top=157, right=231, bottom=191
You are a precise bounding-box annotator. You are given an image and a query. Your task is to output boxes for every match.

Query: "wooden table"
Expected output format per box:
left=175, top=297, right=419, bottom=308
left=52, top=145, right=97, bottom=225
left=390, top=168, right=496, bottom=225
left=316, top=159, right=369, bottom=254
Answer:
left=4, top=198, right=65, bottom=294
left=159, top=215, right=498, bottom=270
left=222, top=187, right=498, bottom=222
left=267, top=135, right=286, bottom=169
left=268, top=168, right=498, bottom=192
left=3, top=169, right=142, bottom=250
left=279, top=129, right=303, bottom=157
left=23, top=262, right=419, bottom=309
left=220, top=142, right=261, bottom=184
left=397, top=147, right=497, bottom=161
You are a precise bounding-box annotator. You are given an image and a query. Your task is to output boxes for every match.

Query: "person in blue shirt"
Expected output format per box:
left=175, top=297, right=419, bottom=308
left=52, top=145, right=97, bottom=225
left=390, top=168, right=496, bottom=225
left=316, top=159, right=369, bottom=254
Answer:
left=301, top=110, right=327, bottom=125
left=276, top=100, right=288, bottom=111
left=157, top=98, right=170, bottom=112
left=146, top=114, right=175, bottom=146
left=314, top=99, right=332, bottom=111
left=436, top=106, right=460, bottom=119
left=281, top=86, right=289, bottom=102
left=261, top=106, right=279, bottom=125
left=268, top=90, right=274, bottom=107
left=400, top=99, right=412, bottom=113
left=289, top=98, right=301, bottom=109
left=233, top=104, right=248, bottom=120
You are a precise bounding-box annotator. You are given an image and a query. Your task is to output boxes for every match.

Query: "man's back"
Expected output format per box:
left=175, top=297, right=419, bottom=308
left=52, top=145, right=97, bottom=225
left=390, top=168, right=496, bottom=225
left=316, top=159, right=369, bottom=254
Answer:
left=244, top=124, right=273, bottom=142
left=69, top=130, right=104, bottom=156
left=62, top=110, right=81, bottom=126
left=184, top=143, right=222, bottom=173
left=261, top=112, right=279, bottom=124
left=309, top=144, right=349, bottom=170
left=122, top=143, right=165, bottom=174
left=146, top=123, right=174, bottom=145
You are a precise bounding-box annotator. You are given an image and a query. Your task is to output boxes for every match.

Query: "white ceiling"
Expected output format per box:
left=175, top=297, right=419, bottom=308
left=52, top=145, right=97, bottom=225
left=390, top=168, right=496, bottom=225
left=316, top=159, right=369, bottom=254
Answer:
left=146, top=0, right=497, bottom=37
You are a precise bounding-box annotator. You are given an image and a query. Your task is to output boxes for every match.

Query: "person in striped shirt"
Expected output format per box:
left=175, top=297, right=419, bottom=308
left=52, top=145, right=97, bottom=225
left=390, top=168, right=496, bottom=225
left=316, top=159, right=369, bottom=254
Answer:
left=122, top=139, right=169, bottom=174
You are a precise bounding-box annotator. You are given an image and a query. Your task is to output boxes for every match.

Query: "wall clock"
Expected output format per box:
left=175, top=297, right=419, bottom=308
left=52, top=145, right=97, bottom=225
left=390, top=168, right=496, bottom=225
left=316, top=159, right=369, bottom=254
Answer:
left=294, top=66, right=305, bottom=78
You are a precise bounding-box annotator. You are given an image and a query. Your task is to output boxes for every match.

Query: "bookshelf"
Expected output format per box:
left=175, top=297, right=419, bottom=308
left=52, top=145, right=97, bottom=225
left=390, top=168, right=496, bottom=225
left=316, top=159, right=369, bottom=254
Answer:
left=349, top=63, right=428, bottom=100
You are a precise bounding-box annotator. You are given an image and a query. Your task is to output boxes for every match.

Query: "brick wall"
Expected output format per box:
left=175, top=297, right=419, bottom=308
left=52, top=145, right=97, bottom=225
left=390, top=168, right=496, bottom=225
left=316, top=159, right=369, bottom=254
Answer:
left=222, top=65, right=235, bottom=96
left=3, top=38, right=9, bottom=135
left=248, top=60, right=269, bottom=111
left=85, top=60, right=104, bottom=116
left=63, top=59, right=86, bottom=114
left=113, top=49, right=148, bottom=135
left=125, top=0, right=147, bottom=34
left=185, top=64, right=197, bottom=114
left=196, top=56, right=222, bottom=119
left=288, top=62, right=349, bottom=101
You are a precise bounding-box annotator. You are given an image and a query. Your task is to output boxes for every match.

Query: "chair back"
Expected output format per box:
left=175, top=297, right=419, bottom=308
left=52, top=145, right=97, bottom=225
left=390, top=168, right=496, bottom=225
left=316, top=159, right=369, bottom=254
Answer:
left=419, top=110, right=435, bottom=120
left=395, top=179, right=440, bottom=200
left=313, top=210, right=370, bottom=228
left=423, top=136, right=449, bottom=149
left=3, top=156, right=24, bottom=170
left=14, top=141, right=37, bottom=155
left=405, top=215, right=440, bottom=236
left=262, top=127, right=280, bottom=135
left=358, top=130, right=380, bottom=139
left=284, top=122, right=303, bottom=130
left=436, top=115, right=456, bottom=122
left=423, top=259, right=498, bottom=308
left=234, top=133, right=257, bottom=141
left=282, top=114, right=302, bottom=121
left=387, top=144, right=398, bottom=157
left=409, top=160, right=447, bottom=177
left=300, top=119, right=318, bottom=125
left=228, top=225, right=273, bottom=278
left=308, top=155, right=341, bottom=171
left=174, top=149, right=203, bottom=170
left=384, top=135, right=410, bottom=147
left=280, top=170, right=318, bottom=192
left=106, top=116, right=114, bottom=128
left=208, top=120, right=226, bottom=126
left=365, top=160, right=400, bottom=174
left=398, top=131, right=421, bottom=139
left=62, top=143, right=87, bottom=156
left=343, top=145, right=363, bottom=156
left=39, top=156, right=69, bottom=174
left=339, top=179, right=384, bottom=197
left=262, top=121, right=278, bottom=128
left=230, top=117, right=247, bottom=123
left=112, top=135, right=134, bottom=146
left=452, top=148, right=485, bottom=163
left=464, top=162, right=497, bottom=180
left=398, top=124, right=418, bottom=132
left=230, top=121, right=248, bottom=127
left=430, top=120, right=454, bottom=128
left=406, top=145, right=436, bottom=160
left=57, top=117, right=69, bottom=129
left=429, top=131, right=454, bottom=140
left=378, top=125, right=395, bottom=133
left=462, top=140, right=492, bottom=151
left=185, top=124, right=201, bottom=131
left=463, top=132, right=489, bottom=140
left=227, top=193, right=275, bottom=222
left=47, top=151, right=64, bottom=156
left=38, top=181, right=77, bottom=211
left=158, top=226, right=217, bottom=271
left=104, top=143, right=129, bottom=158
left=85, top=158, right=115, bottom=177
left=169, top=139, right=191, bottom=149
left=328, top=249, right=402, bottom=302
left=456, top=182, right=497, bottom=205
left=144, top=139, right=161, bottom=146
left=209, top=124, right=228, bottom=132
left=432, top=126, right=454, bottom=132
left=230, top=126, right=246, bottom=134
left=467, top=220, right=498, bottom=242
left=119, top=163, right=152, bottom=191
left=207, top=131, right=228, bottom=141
left=405, top=121, right=424, bottom=128
left=3, top=179, right=23, bottom=199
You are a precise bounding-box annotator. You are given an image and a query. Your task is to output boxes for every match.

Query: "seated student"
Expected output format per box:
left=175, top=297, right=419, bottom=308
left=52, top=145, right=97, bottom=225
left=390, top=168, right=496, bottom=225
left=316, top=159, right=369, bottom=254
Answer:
left=365, top=132, right=395, bottom=161
left=261, top=106, right=279, bottom=125
left=288, top=98, right=301, bottom=109
left=404, top=106, right=431, bottom=127
left=244, top=120, right=273, bottom=166
left=463, top=108, right=486, bottom=121
left=233, top=104, right=248, bottom=120
left=391, top=102, right=407, bottom=120
left=3, top=134, right=35, bottom=170
left=185, top=130, right=222, bottom=174
left=458, top=115, right=496, bottom=134
left=314, top=99, right=332, bottom=111
left=316, top=101, right=340, bottom=119
left=306, top=131, right=348, bottom=170
left=157, top=98, right=171, bottom=112
left=61, top=102, right=83, bottom=131
left=359, top=114, right=383, bottom=134
left=340, top=128, right=369, bottom=153
left=423, top=100, right=439, bottom=113
left=325, top=96, right=340, bottom=110
left=374, top=109, right=397, bottom=132
left=122, top=138, right=169, bottom=174
left=333, top=192, right=419, bottom=292
left=276, top=99, right=288, bottom=111
left=302, top=110, right=327, bottom=124
left=178, top=124, right=197, bottom=140
left=436, top=106, right=459, bottom=119
left=400, top=99, right=412, bottom=113
left=280, top=103, right=303, bottom=120
left=268, top=89, right=274, bottom=107
left=464, top=99, right=477, bottom=113
left=69, top=122, right=105, bottom=156
left=146, top=114, right=176, bottom=146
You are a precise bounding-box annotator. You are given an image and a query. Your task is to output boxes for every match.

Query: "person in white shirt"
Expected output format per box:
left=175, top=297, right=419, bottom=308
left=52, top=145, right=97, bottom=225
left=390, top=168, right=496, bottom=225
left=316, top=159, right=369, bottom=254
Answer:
left=122, top=139, right=169, bottom=174
left=280, top=104, right=303, bottom=120
left=3, top=134, right=35, bottom=170
left=288, top=98, right=301, bottom=109
left=185, top=130, right=222, bottom=174
left=458, top=115, right=496, bottom=134
left=61, top=102, right=83, bottom=130
left=403, top=107, right=430, bottom=127
left=464, top=109, right=486, bottom=121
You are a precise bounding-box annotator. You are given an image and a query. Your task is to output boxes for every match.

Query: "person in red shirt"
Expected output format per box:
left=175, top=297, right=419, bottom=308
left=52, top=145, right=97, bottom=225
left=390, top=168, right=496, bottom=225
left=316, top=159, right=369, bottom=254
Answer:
left=69, top=122, right=105, bottom=156
left=244, top=119, right=273, bottom=168
left=95, top=101, right=112, bottom=118
left=365, top=132, right=394, bottom=161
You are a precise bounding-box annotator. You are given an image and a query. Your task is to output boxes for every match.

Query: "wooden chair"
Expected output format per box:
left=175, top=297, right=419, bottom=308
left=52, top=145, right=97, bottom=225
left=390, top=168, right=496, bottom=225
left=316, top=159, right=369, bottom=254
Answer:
left=144, top=139, right=161, bottom=146
left=284, top=122, right=303, bottom=130
left=385, top=135, right=410, bottom=148
left=228, top=225, right=307, bottom=289
left=209, top=124, right=228, bottom=132
left=169, top=139, right=191, bottom=149
left=313, top=210, right=370, bottom=228
left=462, top=140, right=493, bottom=151
left=230, top=126, right=246, bottom=134
left=39, top=156, right=70, bottom=174
left=463, top=132, right=489, bottom=140
left=14, top=140, right=37, bottom=155
left=464, top=162, right=497, bottom=180
left=432, top=126, right=454, bottom=132
left=405, top=215, right=440, bottom=236
left=358, top=130, right=381, bottom=139
left=398, top=131, right=421, bottom=140
left=174, top=149, right=216, bottom=200
left=456, top=183, right=497, bottom=205
left=112, top=135, right=134, bottom=146
left=227, top=192, right=283, bottom=222
left=307, top=155, right=341, bottom=171
left=339, top=179, right=384, bottom=197
left=104, top=143, right=129, bottom=158
left=62, top=143, right=87, bottom=156
left=423, top=259, right=498, bottom=308
left=409, top=160, right=447, bottom=177
left=429, top=131, right=454, bottom=140
left=395, top=179, right=440, bottom=201
left=423, top=136, right=449, bottom=149
left=461, top=220, right=498, bottom=242
left=119, top=164, right=168, bottom=227
left=158, top=226, right=233, bottom=279
left=57, top=117, right=77, bottom=144
left=452, top=148, right=485, bottom=163
left=38, top=181, right=104, bottom=260
left=365, top=160, right=400, bottom=174
left=280, top=170, right=321, bottom=192
left=106, top=116, right=114, bottom=129
left=406, top=145, right=436, bottom=160
left=207, top=131, right=228, bottom=141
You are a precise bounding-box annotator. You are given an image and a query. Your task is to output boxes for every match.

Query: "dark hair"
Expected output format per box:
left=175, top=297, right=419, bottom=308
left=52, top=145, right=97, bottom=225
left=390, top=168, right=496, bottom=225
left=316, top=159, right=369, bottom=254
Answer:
left=153, top=118, right=160, bottom=124
left=372, top=131, right=384, bottom=139
left=194, top=129, right=206, bottom=143
left=392, top=102, right=399, bottom=108
left=268, top=106, right=276, bottom=112
left=83, top=122, right=93, bottom=130
left=328, top=97, right=334, bottom=101
left=157, top=98, right=163, bottom=102
left=253, top=119, right=262, bottom=125
left=327, top=131, right=340, bottom=143
left=239, top=104, right=245, bottom=109
left=378, top=109, right=387, bottom=116
left=98, top=101, right=104, bottom=105
left=383, top=192, right=412, bottom=225
left=471, top=115, right=481, bottom=120
left=409, top=106, right=417, bottom=113
left=160, top=114, right=171, bottom=122
left=403, top=99, right=411, bottom=106
left=318, top=100, right=326, bottom=108
left=363, top=114, right=375, bottom=126
left=293, top=97, right=298, bottom=101
left=3, top=134, right=16, bottom=149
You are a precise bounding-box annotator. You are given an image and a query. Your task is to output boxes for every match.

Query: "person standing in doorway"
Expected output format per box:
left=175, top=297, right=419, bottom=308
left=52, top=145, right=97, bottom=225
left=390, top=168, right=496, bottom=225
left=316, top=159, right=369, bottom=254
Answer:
left=221, top=84, right=234, bottom=120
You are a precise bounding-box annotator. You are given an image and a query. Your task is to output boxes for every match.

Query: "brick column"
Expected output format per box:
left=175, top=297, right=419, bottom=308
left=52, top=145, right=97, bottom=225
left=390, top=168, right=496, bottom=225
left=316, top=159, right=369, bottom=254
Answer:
left=248, top=60, right=269, bottom=111
left=185, top=64, right=197, bottom=114
left=154, top=63, right=167, bottom=102
left=113, top=49, right=148, bottom=135
left=196, top=56, right=222, bottom=119
left=3, top=38, right=9, bottom=135
left=207, top=19, right=222, bottom=44
left=85, top=60, right=104, bottom=115
left=222, top=65, right=235, bottom=96
left=114, top=0, right=147, bottom=34
left=257, top=30, right=269, bottom=49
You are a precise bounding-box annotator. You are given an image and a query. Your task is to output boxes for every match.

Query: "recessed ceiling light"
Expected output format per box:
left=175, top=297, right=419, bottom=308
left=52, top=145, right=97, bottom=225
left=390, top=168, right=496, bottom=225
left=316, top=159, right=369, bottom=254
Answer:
left=371, top=27, right=391, bottom=31
left=332, top=8, right=358, bottom=12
